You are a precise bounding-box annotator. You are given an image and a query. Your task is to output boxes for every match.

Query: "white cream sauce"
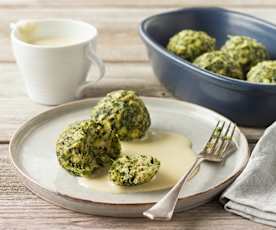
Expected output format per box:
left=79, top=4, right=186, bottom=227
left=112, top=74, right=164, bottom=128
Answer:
left=15, top=21, right=78, bottom=46
left=30, top=37, right=78, bottom=46
left=78, top=130, right=198, bottom=193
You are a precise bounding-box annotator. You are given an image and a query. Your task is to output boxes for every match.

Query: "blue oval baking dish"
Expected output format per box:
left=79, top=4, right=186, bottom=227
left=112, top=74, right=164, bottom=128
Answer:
left=139, top=7, right=276, bottom=127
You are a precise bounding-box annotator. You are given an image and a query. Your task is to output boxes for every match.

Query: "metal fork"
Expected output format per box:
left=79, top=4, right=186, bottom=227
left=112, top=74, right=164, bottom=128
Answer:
left=143, top=120, right=236, bottom=221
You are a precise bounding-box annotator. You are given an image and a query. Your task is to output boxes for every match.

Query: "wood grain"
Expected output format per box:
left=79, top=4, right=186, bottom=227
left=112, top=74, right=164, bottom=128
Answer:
left=2, top=8, right=276, bottom=62
left=0, top=144, right=272, bottom=230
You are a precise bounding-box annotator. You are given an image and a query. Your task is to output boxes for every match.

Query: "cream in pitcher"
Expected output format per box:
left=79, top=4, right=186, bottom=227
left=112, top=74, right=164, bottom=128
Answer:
left=11, top=19, right=105, bottom=105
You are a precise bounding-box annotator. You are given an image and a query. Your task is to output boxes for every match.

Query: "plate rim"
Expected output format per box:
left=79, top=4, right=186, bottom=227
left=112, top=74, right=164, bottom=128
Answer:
left=9, top=97, right=250, bottom=207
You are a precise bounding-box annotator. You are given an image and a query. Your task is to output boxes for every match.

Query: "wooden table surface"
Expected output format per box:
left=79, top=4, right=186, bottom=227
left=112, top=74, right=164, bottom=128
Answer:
left=0, top=1, right=275, bottom=229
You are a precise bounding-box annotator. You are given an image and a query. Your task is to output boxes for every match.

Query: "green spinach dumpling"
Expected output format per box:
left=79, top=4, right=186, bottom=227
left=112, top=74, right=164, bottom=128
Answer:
left=56, top=120, right=121, bottom=176
left=108, top=154, right=160, bottom=186
left=167, top=29, right=216, bottom=62
left=91, top=90, right=151, bottom=141
left=193, top=51, right=243, bottom=79
left=247, top=61, right=276, bottom=84
left=221, top=35, right=269, bottom=73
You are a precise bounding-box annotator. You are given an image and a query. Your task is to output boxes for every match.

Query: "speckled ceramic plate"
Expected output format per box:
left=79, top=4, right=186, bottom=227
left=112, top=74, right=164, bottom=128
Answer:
left=9, top=97, right=249, bottom=217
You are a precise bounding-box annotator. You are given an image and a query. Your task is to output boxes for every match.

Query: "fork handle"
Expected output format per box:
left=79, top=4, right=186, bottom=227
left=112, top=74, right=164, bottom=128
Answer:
left=143, top=156, right=204, bottom=220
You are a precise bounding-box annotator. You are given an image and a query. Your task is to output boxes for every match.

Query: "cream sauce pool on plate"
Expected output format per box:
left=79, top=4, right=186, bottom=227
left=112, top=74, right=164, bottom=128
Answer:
left=79, top=130, right=198, bottom=193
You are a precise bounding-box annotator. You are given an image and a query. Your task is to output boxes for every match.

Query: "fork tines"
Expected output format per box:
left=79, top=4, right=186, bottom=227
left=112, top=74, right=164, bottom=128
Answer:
left=204, top=120, right=236, bottom=158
